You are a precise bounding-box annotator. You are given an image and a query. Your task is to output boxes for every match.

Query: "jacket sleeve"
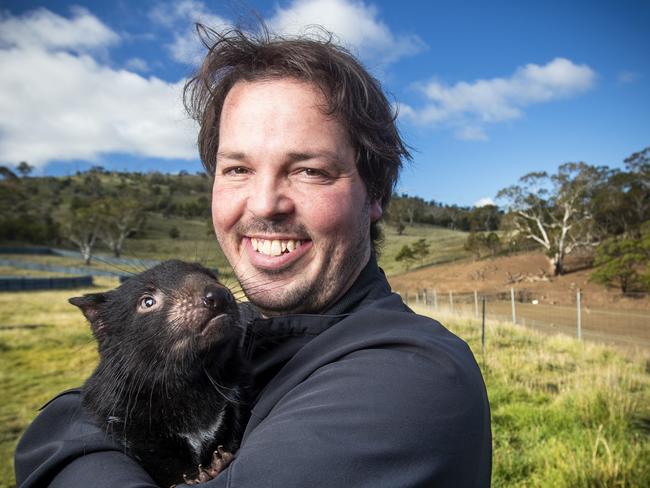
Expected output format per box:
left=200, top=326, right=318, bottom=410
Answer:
left=14, top=389, right=157, bottom=488
left=208, top=331, right=492, bottom=487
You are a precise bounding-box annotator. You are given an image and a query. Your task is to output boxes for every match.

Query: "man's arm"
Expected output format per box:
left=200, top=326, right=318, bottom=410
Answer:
left=15, top=389, right=157, bottom=488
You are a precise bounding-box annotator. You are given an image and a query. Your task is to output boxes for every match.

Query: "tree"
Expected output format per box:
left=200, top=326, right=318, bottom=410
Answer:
left=590, top=149, right=650, bottom=238
left=623, top=147, right=650, bottom=233
left=395, top=244, right=417, bottom=270
left=387, top=195, right=427, bottom=228
left=58, top=204, right=101, bottom=265
left=591, top=231, right=650, bottom=293
left=16, top=161, right=34, bottom=177
left=0, top=166, right=18, bottom=181
left=464, top=232, right=485, bottom=259
left=410, top=238, right=431, bottom=265
left=469, top=205, right=501, bottom=231
left=169, top=226, right=180, bottom=239
left=485, top=232, right=501, bottom=256
left=464, top=232, right=501, bottom=259
left=497, top=162, right=605, bottom=276
left=97, top=197, right=145, bottom=257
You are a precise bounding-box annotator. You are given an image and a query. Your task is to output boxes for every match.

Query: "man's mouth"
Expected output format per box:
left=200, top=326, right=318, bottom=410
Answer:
left=251, top=238, right=303, bottom=257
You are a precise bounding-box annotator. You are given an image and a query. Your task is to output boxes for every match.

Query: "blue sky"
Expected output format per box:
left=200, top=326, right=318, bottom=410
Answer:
left=1, top=0, right=648, bottom=206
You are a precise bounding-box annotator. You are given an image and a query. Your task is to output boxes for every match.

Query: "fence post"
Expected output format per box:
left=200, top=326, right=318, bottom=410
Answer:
left=449, top=291, right=454, bottom=314
left=510, top=287, right=516, bottom=324
left=416, top=290, right=420, bottom=305
left=576, top=289, right=582, bottom=340
left=481, top=297, right=486, bottom=355
left=474, top=290, right=479, bottom=318
left=433, top=289, right=438, bottom=310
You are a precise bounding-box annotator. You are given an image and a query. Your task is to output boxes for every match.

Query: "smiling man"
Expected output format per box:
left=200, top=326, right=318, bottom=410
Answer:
left=213, top=78, right=381, bottom=315
left=15, top=27, right=491, bottom=487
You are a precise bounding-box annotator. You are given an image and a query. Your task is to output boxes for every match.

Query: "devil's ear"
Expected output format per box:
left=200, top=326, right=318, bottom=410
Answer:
left=69, top=293, right=107, bottom=339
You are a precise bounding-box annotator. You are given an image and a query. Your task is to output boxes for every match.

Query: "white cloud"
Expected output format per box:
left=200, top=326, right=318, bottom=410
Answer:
left=125, top=57, right=150, bottom=72
left=474, top=197, right=495, bottom=207
left=0, top=9, right=197, bottom=168
left=0, top=6, right=118, bottom=52
left=149, top=0, right=230, bottom=65
left=455, top=126, right=488, bottom=142
left=269, top=0, right=425, bottom=65
left=150, top=0, right=424, bottom=67
left=401, top=58, right=596, bottom=140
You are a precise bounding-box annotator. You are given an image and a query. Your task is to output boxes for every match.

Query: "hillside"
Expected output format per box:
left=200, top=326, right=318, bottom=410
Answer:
left=388, top=250, right=649, bottom=311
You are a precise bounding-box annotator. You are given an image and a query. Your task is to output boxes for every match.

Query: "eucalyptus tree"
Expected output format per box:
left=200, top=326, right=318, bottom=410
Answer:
left=497, top=162, right=606, bottom=275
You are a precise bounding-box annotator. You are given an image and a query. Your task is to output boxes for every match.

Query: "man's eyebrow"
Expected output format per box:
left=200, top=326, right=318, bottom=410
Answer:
left=216, top=150, right=247, bottom=162
left=286, top=151, right=343, bottom=166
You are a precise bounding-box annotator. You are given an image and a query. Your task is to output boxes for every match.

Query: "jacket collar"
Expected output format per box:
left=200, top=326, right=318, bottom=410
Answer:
left=240, top=254, right=392, bottom=398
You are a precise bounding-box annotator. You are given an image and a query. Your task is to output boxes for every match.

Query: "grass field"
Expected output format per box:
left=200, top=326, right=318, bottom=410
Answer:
left=377, top=222, right=470, bottom=275
left=1, top=283, right=649, bottom=487
left=414, top=306, right=650, bottom=487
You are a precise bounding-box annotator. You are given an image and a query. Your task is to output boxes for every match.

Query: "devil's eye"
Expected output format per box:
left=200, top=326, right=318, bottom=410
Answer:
left=141, top=296, right=156, bottom=308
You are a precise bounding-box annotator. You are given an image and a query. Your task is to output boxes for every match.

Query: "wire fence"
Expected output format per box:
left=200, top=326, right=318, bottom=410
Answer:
left=398, top=288, right=650, bottom=349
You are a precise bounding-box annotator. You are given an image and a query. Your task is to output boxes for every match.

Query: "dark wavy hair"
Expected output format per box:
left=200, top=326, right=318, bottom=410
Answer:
left=183, top=25, right=410, bottom=250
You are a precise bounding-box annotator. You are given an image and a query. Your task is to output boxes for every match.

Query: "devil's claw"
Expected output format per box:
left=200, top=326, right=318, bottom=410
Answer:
left=179, top=447, right=235, bottom=485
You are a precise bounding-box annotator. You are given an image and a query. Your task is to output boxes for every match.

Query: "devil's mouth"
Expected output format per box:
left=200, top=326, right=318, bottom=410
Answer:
left=250, top=237, right=305, bottom=257
left=200, top=313, right=229, bottom=336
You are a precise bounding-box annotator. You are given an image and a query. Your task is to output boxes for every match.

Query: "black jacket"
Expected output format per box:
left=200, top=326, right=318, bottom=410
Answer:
left=15, top=258, right=492, bottom=487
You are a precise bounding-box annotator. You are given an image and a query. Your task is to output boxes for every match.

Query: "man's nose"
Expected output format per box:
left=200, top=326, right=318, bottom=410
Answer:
left=247, top=174, right=294, bottom=219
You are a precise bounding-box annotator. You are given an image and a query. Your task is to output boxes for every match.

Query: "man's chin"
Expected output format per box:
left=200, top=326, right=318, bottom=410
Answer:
left=245, top=286, right=319, bottom=316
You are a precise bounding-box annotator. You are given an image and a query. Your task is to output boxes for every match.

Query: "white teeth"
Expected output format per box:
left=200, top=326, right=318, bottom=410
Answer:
left=252, top=238, right=303, bottom=256
left=271, top=240, right=282, bottom=256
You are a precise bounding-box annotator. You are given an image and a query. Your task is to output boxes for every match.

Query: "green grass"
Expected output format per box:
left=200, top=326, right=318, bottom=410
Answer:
left=0, top=283, right=113, bottom=487
left=413, top=305, right=650, bottom=487
left=1, top=286, right=648, bottom=487
left=377, top=222, right=470, bottom=275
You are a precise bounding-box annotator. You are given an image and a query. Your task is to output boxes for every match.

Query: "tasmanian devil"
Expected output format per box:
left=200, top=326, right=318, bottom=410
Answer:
left=69, top=260, right=249, bottom=487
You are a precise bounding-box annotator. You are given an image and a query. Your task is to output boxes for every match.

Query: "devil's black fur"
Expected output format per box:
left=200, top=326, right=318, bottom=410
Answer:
left=70, top=260, right=249, bottom=487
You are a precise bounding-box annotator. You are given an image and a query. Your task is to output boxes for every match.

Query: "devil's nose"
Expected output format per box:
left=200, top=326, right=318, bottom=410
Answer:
left=203, top=285, right=231, bottom=311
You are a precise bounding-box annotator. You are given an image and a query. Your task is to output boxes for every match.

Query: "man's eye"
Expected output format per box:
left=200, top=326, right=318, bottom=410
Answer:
left=224, top=166, right=250, bottom=176
left=300, top=168, right=327, bottom=178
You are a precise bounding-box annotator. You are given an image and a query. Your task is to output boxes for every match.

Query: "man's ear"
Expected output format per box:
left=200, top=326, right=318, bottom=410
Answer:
left=370, top=200, right=383, bottom=222
left=69, top=293, right=107, bottom=339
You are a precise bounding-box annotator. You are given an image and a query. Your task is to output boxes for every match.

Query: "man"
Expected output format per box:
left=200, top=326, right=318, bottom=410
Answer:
left=15, top=27, right=491, bottom=487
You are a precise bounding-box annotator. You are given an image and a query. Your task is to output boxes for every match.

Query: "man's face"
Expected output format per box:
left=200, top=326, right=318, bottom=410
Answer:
left=212, top=79, right=382, bottom=315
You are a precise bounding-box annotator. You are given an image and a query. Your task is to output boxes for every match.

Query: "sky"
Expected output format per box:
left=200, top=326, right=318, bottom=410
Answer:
left=0, top=0, right=648, bottom=207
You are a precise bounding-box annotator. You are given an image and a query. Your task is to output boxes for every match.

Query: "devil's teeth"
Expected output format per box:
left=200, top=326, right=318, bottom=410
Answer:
left=252, top=238, right=303, bottom=256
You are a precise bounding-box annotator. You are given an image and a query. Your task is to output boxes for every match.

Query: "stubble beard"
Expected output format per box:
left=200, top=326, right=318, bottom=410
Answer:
left=227, top=204, right=372, bottom=316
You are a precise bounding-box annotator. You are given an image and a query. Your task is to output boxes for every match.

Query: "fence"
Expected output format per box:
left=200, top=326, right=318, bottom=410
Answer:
left=0, top=259, right=129, bottom=278
left=399, top=288, right=650, bottom=349
left=0, top=275, right=93, bottom=291
left=0, top=246, right=161, bottom=268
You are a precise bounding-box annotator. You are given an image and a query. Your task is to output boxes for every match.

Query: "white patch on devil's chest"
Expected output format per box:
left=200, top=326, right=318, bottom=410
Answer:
left=178, top=409, right=227, bottom=461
